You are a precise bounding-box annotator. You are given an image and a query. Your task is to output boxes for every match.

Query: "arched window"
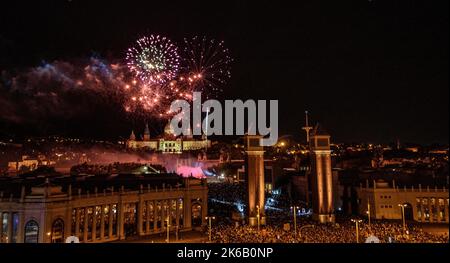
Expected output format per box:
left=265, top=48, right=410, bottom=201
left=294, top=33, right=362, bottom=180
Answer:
left=402, top=203, right=414, bottom=221
left=51, top=219, right=64, bottom=243
left=24, top=220, right=39, bottom=243
left=191, top=203, right=202, bottom=227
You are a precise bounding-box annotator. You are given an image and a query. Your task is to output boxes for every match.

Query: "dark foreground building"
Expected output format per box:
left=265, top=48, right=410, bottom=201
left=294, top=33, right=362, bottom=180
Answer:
left=0, top=167, right=208, bottom=243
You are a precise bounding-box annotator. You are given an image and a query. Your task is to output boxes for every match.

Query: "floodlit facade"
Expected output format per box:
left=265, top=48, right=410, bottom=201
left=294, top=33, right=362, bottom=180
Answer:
left=0, top=172, right=207, bottom=243
left=358, top=181, right=449, bottom=223
left=126, top=122, right=210, bottom=153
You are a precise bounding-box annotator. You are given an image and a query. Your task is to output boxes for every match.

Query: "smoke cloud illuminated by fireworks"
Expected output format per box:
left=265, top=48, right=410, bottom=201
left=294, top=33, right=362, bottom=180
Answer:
left=0, top=34, right=233, bottom=136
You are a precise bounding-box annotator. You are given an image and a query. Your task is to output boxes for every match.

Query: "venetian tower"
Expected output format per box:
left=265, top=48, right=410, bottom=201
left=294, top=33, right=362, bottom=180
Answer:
left=244, top=135, right=266, bottom=226
left=309, top=124, right=335, bottom=223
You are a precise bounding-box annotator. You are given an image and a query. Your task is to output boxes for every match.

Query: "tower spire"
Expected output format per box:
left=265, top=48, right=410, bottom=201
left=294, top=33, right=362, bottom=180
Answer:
left=129, top=130, right=136, bottom=140
left=143, top=123, right=150, bottom=141
left=302, top=110, right=313, bottom=143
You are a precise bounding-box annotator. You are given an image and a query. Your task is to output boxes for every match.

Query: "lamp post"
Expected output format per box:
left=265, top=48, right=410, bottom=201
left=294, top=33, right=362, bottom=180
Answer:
left=367, top=200, right=371, bottom=228
left=256, top=205, right=261, bottom=232
left=290, top=206, right=300, bottom=239
left=165, top=207, right=171, bottom=243
left=205, top=216, right=215, bottom=242
left=351, top=219, right=362, bottom=243
left=398, top=204, right=407, bottom=233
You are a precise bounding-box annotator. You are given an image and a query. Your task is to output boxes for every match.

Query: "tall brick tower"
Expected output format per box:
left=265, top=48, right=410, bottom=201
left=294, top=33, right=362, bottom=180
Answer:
left=310, top=124, right=335, bottom=223
left=244, top=135, right=266, bottom=226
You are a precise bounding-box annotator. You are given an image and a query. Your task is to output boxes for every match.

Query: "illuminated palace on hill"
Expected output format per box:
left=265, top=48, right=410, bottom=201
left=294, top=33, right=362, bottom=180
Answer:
left=126, top=122, right=211, bottom=153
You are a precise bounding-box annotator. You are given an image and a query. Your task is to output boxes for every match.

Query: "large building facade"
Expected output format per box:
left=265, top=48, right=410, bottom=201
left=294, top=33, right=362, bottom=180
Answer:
left=126, top=123, right=210, bottom=153
left=0, top=172, right=207, bottom=243
left=357, top=180, right=449, bottom=223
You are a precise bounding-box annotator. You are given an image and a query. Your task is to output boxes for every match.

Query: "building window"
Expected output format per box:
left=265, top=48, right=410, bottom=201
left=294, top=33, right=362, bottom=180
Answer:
left=112, top=204, right=118, bottom=236
left=431, top=198, right=438, bottom=221
left=79, top=208, right=85, bottom=241
left=124, top=203, right=137, bottom=237
left=416, top=198, right=422, bottom=220
left=71, top=209, right=76, bottom=235
left=1, top=212, right=8, bottom=243
left=94, top=206, right=101, bottom=239
left=192, top=203, right=202, bottom=227
left=438, top=198, right=445, bottom=222
left=11, top=213, right=19, bottom=243
left=87, top=207, right=93, bottom=241
left=103, top=205, right=110, bottom=238
left=51, top=219, right=65, bottom=243
left=156, top=201, right=162, bottom=229
left=170, top=200, right=177, bottom=226
left=24, top=220, right=39, bottom=243
left=422, top=199, right=430, bottom=221
left=146, top=201, right=154, bottom=231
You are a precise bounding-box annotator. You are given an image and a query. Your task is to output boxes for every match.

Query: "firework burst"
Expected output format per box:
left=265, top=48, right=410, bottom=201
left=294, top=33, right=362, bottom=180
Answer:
left=126, top=35, right=180, bottom=85
left=180, top=36, right=232, bottom=97
left=123, top=35, right=233, bottom=119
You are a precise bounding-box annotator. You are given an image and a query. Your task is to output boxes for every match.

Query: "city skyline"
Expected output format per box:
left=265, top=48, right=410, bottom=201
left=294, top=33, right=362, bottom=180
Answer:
left=0, top=1, right=448, bottom=249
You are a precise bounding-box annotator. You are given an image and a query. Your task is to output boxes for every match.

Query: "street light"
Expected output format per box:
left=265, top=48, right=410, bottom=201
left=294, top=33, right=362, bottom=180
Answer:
left=366, top=199, right=371, bottom=228
left=398, top=204, right=407, bottom=233
left=256, top=205, right=261, bottom=232
left=290, top=206, right=300, bottom=239
left=205, top=216, right=216, bottom=242
left=165, top=207, right=171, bottom=243
left=350, top=219, right=363, bottom=243
left=166, top=215, right=171, bottom=243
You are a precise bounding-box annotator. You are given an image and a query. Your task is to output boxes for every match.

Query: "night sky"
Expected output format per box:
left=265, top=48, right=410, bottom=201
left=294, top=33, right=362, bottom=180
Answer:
left=0, top=0, right=448, bottom=144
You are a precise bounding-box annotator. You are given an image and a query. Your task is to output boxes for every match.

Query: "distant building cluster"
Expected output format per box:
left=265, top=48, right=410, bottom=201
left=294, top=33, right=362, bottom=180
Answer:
left=7, top=155, right=55, bottom=173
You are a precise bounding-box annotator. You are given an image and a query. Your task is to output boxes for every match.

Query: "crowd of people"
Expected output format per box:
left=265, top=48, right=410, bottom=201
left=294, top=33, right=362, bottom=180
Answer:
left=208, top=182, right=245, bottom=203
left=207, top=182, right=449, bottom=243
left=70, top=162, right=166, bottom=175
left=211, top=219, right=449, bottom=243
